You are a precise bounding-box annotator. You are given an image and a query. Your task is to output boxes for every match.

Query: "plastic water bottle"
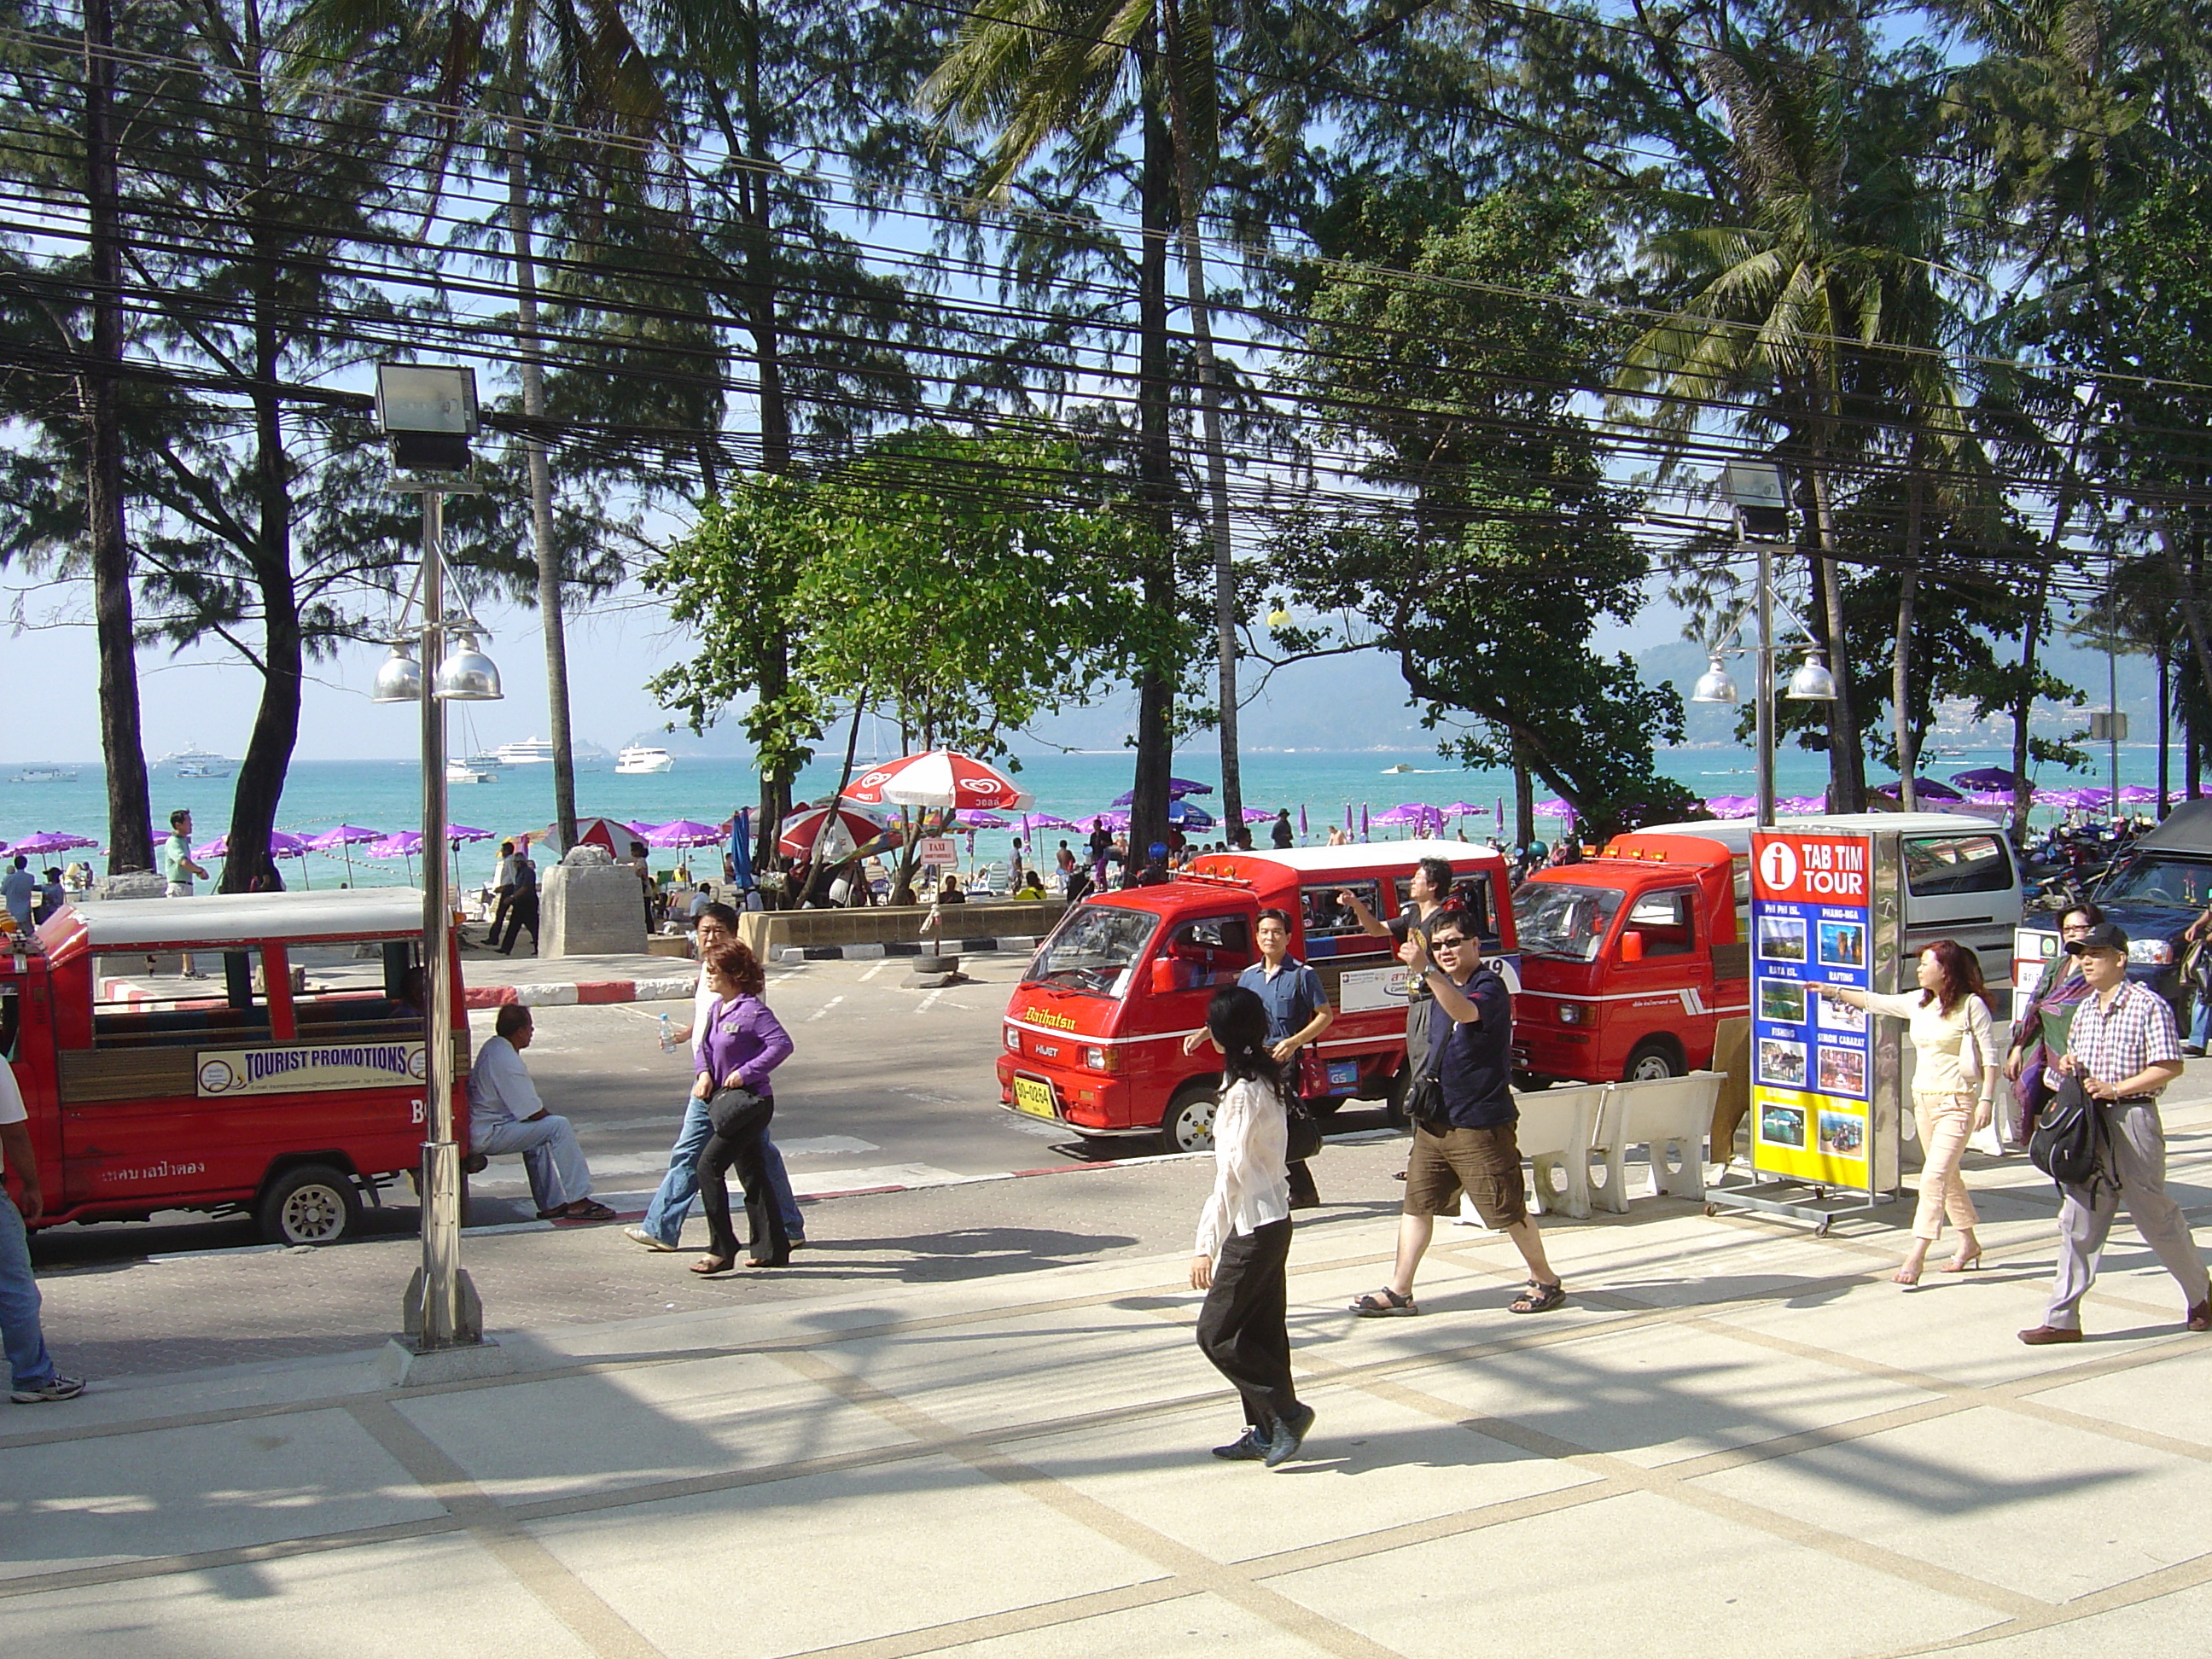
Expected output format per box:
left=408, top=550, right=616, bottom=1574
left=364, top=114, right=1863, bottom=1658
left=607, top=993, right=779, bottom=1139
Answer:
left=657, top=1013, right=677, bottom=1054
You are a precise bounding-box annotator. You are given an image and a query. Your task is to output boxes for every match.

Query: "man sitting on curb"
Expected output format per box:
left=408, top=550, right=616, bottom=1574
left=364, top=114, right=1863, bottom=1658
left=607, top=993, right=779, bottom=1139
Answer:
left=1349, top=906, right=1564, bottom=1318
left=468, top=1004, right=616, bottom=1222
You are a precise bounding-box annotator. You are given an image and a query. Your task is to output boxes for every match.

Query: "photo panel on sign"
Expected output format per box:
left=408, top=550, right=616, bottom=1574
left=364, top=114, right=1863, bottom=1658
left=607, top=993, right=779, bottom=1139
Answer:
left=1758, top=1036, right=1808, bottom=1088
left=1758, top=978, right=1807, bottom=1024
left=1817, top=1109, right=1866, bottom=1158
left=1759, top=1100, right=1807, bottom=1148
left=1816, top=1043, right=1866, bottom=1097
left=1757, top=914, right=1807, bottom=963
left=1816, top=919, right=1866, bottom=969
left=1815, top=993, right=1866, bottom=1033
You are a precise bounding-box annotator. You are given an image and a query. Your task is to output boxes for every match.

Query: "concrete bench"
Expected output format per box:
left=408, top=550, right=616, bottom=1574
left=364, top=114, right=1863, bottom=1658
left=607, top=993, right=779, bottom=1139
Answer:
left=1587, top=1071, right=1726, bottom=1212
left=1454, top=1081, right=1607, bottom=1224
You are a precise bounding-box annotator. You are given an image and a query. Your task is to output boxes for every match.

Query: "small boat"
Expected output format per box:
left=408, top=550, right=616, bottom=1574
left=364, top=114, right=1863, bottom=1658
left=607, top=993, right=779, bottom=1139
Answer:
left=11, top=766, right=78, bottom=783
left=446, top=760, right=493, bottom=784
left=1382, top=762, right=1413, bottom=774
left=160, top=744, right=233, bottom=779
left=463, top=750, right=505, bottom=772
left=494, top=736, right=557, bottom=765
left=616, top=745, right=674, bottom=775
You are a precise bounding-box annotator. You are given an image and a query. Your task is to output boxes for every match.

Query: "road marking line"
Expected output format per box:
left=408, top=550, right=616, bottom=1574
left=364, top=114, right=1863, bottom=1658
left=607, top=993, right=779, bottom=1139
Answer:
left=915, top=988, right=946, bottom=1014
left=860, top=960, right=887, bottom=981
left=807, top=995, right=846, bottom=1023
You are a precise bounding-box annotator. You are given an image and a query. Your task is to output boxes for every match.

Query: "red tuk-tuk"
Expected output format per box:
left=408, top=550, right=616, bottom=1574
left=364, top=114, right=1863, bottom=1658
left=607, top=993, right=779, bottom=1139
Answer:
left=996, top=841, right=1518, bottom=1151
left=3, top=888, right=467, bottom=1244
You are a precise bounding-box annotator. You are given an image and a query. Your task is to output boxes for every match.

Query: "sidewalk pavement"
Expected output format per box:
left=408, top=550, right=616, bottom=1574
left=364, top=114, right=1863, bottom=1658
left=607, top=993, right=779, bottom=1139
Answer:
left=15, top=1098, right=2212, bottom=1657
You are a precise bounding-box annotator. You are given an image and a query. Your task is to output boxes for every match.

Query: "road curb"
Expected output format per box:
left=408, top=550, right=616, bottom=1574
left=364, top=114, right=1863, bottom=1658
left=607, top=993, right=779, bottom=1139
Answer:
left=774, top=937, right=1038, bottom=964
left=462, top=974, right=696, bottom=1010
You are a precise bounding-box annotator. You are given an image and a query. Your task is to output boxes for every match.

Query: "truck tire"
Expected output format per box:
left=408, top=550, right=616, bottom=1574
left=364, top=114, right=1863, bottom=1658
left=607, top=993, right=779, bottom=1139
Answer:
left=1160, top=1081, right=1220, bottom=1155
left=257, top=1163, right=361, bottom=1246
left=1623, top=1039, right=1685, bottom=1082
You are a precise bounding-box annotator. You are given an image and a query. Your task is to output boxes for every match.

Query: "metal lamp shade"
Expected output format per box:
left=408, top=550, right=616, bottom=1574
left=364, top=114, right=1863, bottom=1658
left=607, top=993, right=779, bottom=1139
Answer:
left=372, top=643, right=424, bottom=703
left=1787, top=652, right=1839, bottom=701
left=434, top=634, right=503, bottom=701
left=1690, top=656, right=1740, bottom=704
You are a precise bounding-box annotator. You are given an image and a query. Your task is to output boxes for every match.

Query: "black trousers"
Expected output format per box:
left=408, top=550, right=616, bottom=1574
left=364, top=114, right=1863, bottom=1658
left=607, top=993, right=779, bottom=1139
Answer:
left=497, top=891, right=539, bottom=952
left=1196, top=1217, right=1298, bottom=1430
left=697, top=1094, right=787, bottom=1264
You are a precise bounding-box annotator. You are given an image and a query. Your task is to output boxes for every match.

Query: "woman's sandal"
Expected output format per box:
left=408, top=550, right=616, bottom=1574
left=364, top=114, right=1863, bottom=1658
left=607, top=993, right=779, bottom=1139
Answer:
left=1349, top=1288, right=1417, bottom=1317
left=1509, top=1281, right=1566, bottom=1315
left=542, top=1199, right=618, bottom=1223
left=690, top=1256, right=736, bottom=1277
left=1941, top=1249, right=1983, bottom=1274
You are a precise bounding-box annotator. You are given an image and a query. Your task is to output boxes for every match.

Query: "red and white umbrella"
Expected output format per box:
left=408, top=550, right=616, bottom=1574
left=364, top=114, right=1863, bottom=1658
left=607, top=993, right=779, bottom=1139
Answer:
left=842, top=750, right=1033, bottom=812
left=777, top=805, right=898, bottom=861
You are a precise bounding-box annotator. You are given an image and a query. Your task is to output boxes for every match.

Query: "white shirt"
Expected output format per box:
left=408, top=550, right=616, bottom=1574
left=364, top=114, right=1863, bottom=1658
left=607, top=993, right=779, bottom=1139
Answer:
left=0, top=1057, right=24, bottom=1174
left=691, top=973, right=719, bottom=1058
left=1862, top=991, right=1997, bottom=1099
left=1194, top=1077, right=1290, bottom=1259
left=468, top=1035, right=545, bottom=1132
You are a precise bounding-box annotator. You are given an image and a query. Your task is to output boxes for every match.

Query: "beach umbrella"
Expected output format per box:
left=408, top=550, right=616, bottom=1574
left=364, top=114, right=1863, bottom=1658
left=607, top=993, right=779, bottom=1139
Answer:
left=843, top=750, right=1033, bottom=812
left=543, top=816, right=634, bottom=857
left=1871, top=777, right=1965, bottom=801
left=1298, top=805, right=1307, bottom=835
left=1109, top=777, right=1214, bottom=806
left=1441, top=802, right=1482, bottom=818
left=1533, top=798, right=1578, bottom=820
left=1703, top=795, right=1756, bottom=819
left=647, top=818, right=725, bottom=848
left=7, top=830, right=97, bottom=857
left=1169, top=800, right=1214, bottom=830
left=364, top=830, right=422, bottom=882
left=1077, top=809, right=1132, bottom=833
left=1022, top=812, right=1080, bottom=830
left=1778, top=794, right=1828, bottom=813
left=955, top=810, right=1010, bottom=830
left=1949, top=765, right=2021, bottom=791
left=1239, top=806, right=1272, bottom=824
left=1360, top=804, right=1370, bottom=839
left=730, top=808, right=754, bottom=892
left=2117, top=784, right=2159, bottom=806
left=777, top=804, right=897, bottom=861
left=307, top=823, right=382, bottom=882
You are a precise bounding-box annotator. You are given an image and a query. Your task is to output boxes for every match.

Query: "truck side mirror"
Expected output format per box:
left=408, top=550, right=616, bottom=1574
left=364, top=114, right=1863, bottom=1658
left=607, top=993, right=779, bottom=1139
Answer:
left=1150, top=957, right=1179, bottom=996
left=1619, top=929, right=1645, bottom=963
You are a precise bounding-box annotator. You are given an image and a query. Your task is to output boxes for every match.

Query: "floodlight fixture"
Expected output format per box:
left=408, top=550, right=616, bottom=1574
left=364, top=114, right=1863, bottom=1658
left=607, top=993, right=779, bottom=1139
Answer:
left=375, top=362, right=480, bottom=473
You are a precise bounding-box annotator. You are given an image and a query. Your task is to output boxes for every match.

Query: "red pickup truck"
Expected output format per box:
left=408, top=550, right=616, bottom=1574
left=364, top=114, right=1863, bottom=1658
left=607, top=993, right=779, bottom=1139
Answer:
left=3, top=888, right=466, bottom=1245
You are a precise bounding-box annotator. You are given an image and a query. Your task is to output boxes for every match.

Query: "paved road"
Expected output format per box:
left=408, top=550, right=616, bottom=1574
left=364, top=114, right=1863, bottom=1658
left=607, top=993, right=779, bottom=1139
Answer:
left=31, top=952, right=1395, bottom=1266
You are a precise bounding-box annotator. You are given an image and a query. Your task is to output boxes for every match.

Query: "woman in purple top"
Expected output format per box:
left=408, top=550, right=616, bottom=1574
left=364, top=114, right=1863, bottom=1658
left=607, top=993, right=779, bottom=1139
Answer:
left=690, top=940, right=796, bottom=1273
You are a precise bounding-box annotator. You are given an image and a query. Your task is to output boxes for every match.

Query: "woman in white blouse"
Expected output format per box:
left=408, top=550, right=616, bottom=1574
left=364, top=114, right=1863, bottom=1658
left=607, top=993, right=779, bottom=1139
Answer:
left=1190, top=986, right=1314, bottom=1468
left=1813, top=940, right=1998, bottom=1286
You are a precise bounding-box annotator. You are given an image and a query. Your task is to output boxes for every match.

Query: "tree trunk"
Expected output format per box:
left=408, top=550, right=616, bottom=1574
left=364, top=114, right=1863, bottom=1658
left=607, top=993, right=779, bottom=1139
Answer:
left=1893, top=464, right=1923, bottom=811
left=2158, top=642, right=2171, bottom=818
left=1807, top=464, right=1864, bottom=812
left=505, top=104, right=579, bottom=855
left=83, top=0, right=151, bottom=873
left=1156, top=3, right=1241, bottom=839
left=1513, top=748, right=1534, bottom=852
left=1126, top=72, right=1176, bottom=868
left=221, top=2, right=300, bottom=894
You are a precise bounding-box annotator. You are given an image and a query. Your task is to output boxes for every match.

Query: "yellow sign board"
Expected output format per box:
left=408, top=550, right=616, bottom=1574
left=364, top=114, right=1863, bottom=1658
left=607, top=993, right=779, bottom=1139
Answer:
left=195, top=1041, right=427, bottom=1098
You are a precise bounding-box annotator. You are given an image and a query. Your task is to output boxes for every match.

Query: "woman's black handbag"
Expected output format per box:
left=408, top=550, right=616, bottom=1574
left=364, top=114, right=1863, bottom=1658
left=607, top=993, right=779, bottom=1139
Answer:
left=707, top=1084, right=770, bottom=1137
left=1284, top=1091, right=1324, bottom=1164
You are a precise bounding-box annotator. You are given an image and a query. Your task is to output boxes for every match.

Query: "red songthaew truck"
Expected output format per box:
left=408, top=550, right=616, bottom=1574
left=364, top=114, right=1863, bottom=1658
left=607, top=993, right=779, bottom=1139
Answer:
left=1512, top=831, right=1750, bottom=1085
left=2, top=888, right=467, bottom=1245
left=997, top=841, right=1518, bottom=1152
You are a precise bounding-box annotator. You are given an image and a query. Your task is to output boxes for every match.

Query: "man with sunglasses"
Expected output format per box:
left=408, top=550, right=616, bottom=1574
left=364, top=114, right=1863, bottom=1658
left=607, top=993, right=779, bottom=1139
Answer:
left=1350, top=906, right=1564, bottom=1318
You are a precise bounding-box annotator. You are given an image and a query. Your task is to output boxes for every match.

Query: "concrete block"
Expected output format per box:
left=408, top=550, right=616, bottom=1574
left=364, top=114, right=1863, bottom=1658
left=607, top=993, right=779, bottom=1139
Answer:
left=378, top=1336, right=515, bottom=1387
left=540, top=859, right=647, bottom=958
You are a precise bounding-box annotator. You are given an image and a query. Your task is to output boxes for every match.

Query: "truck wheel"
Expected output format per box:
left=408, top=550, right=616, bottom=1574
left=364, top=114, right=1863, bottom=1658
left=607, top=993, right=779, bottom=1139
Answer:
left=1160, top=1082, right=1220, bottom=1154
left=1624, top=1040, right=1684, bottom=1082
left=1303, top=1095, right=1345, bottom=1119
left=1383, top=1066, right=1409, bottom=1129
left=257, top=1163, right=361, bottom=1246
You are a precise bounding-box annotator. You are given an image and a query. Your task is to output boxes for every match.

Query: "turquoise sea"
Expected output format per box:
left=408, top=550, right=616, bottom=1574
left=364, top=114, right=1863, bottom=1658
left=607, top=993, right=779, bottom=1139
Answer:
left=0, top=740, right=2178, bottom=891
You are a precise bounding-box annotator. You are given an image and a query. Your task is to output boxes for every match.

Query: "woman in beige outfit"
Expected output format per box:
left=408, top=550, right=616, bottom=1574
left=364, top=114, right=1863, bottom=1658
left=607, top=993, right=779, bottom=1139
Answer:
left=1813, top=940, right=1997, bottom=1286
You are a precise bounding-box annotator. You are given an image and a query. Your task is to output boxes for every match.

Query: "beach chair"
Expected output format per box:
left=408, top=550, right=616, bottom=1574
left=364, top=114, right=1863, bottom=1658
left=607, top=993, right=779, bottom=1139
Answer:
left=1586, top=1072, right=1726, bottom=1211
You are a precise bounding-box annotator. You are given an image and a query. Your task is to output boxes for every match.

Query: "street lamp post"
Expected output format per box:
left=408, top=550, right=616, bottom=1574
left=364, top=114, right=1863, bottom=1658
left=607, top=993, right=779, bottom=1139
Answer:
left=1696, top=463, right=1840, bottom=826
left=370, top=363, right=509, bottom=1385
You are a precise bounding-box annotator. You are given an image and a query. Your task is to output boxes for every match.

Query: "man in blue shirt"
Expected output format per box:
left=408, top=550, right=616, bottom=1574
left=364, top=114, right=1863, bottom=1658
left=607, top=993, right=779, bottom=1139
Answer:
left=1350, top=905, right=1564, bottom=1318
left=1186, top=908, right=1336, bottom=1208
left=1, top=858, right=32, bottom=929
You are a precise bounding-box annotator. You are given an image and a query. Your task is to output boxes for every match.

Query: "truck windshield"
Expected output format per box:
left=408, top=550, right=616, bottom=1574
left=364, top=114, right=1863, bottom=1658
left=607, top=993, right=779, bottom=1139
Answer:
left=1514, top=883, right=1625, bottom=962
left=1024, top=905, right=1159, bottom=997
left=2098, top=856, right=2212, bottom=911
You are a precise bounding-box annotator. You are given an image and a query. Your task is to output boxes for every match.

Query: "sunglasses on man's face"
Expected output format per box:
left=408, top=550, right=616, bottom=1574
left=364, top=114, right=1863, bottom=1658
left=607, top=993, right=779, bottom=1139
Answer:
left=1429, top=935, right=1469, bottom=949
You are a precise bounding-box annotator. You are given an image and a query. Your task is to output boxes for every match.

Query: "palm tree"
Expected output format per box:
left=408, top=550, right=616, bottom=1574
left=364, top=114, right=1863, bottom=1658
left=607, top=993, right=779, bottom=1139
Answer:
left=301, top=0, right=664, bottom=854
left=1616, top=26, right=1965, bottom=814
left=926, top=0, right=1245, bottom=844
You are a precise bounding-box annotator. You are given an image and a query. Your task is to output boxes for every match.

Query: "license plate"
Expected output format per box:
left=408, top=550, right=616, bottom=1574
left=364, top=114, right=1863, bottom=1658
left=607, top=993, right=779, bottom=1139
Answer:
left=1012, top=1075, right=1060, bottom=1120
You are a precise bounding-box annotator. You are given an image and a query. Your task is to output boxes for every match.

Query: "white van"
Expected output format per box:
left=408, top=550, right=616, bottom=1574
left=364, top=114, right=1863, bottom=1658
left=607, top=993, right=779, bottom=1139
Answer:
left=1629, top=813, right=2024, bottom=995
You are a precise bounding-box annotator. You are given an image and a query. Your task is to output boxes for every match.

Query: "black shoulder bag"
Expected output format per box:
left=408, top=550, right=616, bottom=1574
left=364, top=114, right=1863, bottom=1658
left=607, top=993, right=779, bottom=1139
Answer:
left=2029, top=1073, right=2104, bottom=1187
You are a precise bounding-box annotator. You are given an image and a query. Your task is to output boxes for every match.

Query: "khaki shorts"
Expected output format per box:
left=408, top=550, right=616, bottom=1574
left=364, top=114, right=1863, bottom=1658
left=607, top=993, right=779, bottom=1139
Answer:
left=1403, top=1120, right=1526, bottom=1229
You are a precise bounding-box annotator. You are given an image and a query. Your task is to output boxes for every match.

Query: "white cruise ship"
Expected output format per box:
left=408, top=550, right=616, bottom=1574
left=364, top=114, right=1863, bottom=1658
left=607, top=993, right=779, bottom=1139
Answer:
left=493, top=736, right=557, bottom=765
left=615, top=745, right=674, bottom=775
left=158, top=743, right=233, bottom=778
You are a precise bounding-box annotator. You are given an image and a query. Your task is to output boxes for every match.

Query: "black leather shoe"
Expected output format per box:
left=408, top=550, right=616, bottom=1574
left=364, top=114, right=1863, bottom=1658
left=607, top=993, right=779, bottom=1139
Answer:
left=1212, top=1427, right=1267, bottom=1461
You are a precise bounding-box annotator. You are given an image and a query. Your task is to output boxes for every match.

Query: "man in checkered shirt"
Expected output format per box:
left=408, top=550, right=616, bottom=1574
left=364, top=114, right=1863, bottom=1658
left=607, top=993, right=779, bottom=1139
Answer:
left=2021, top=923, right=2212, bottom=1345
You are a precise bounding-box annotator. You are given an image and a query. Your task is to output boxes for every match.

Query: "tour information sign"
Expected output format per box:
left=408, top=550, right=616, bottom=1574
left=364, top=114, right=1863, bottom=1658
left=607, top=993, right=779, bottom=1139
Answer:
left=1749, top=830, right=1875, bottom=1188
